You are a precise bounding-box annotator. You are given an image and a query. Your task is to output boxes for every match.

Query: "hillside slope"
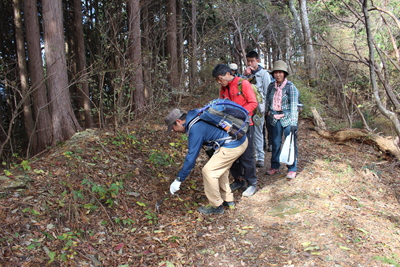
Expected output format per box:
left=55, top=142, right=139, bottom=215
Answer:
left=0, top=107, right=399, bottom=266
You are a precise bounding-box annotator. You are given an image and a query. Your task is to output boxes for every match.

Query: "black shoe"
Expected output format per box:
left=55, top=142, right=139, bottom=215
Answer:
left=267, top=144, right=272, bottom=152
left=230, top=180, right=246, bottom=191
left=256, top=160, right=264, bottom=167
left=222, top=201, right=235, bottom=209
left=198, top=204, right=224, bottom=215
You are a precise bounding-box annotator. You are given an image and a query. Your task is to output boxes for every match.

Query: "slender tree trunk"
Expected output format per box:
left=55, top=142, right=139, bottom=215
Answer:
left=266, top=34, right=272, bottom=69
left=13, top=0, right=37, bottom=156
left=166, top=0, right=179, bottom=91
left=363, top=0, right=400, bottom=140
left=23, top=0, right=53, bottom=153
left=298, top=0, right=317, bottom=80
left=73, top=0, right=93, bottom=128
left=127, top=0, right=145, bottom=116
left=42, top=0, right=82, bottom=144
left=190, top=0, right=197, bottom=91
left=141, top=1, right=151, bottom=103
left=288, top=0, right=305, bottom=61
left=176, top=0, right=183, bottom=85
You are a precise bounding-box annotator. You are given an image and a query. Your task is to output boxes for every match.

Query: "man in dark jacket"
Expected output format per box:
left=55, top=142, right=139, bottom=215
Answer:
left=165, top=108, right=248, bottom=215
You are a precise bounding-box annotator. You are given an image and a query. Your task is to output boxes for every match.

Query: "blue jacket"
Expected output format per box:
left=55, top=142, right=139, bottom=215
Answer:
left=177, top=109, right=246, bottom=181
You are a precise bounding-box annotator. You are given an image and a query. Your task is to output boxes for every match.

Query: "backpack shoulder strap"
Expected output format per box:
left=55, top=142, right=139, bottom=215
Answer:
left=237, top=78, right=247, bottom=102
left=187, top=116, right=201, bottom=135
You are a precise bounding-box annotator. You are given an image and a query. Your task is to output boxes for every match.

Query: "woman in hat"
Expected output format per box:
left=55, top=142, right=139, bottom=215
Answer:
left=265, top=60, right=299, bottom=180
left=229, top=63, right=240, bottom=77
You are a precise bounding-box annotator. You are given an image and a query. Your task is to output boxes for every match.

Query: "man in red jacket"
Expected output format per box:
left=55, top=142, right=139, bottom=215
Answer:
left=212, top=64, right=258, bottom=197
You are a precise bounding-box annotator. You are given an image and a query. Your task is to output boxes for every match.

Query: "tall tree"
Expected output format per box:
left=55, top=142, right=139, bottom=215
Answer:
left=73, top=0, right=93, bottom=128
left=298, top=0, right=317, bottom=80
left=362, top=0, right=400, bottom=139
left=127, top=0, right=145, bottom=116
left=166, top=0, right=179, bottom=91
left=23, top=0, right=53, bottom=153
left=190, top=0, right=197, bottom=90
left=42, top=0, right=82, bottom=144
left=13, top=0, right=36, bottom=155
left=176, top=0, right=183, bottom=83
left=288, top=0, right=304, bottom=48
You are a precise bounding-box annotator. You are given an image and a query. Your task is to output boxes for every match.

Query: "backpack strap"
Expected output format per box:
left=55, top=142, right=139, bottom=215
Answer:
left=237, top=78, right=248, bottom=103
left=187, top=116, right=201, bottom=136
left=187, top=115, right=235, bottom=147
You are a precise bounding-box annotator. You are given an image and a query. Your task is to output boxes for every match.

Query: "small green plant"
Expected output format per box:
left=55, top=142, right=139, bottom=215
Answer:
left=22, top=207, right=41, bottom=216
left=144, top=210, right=158, bottom=224
left=57, top=231, right=79, bottom=262
left=169, top=235, right=180, bottom=243
left=82, top=179, right=123, bottom=207
left=27, top=239, right=42, bottom=250
left=21, top=160, right=31, bottom=171
left=122, top=218, right=135, bottom=226
left=148, top=150, right=173, bottom=167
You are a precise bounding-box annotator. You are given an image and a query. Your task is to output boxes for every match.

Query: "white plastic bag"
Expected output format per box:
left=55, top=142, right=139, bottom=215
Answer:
left=280, top=132, right=295, bottom=165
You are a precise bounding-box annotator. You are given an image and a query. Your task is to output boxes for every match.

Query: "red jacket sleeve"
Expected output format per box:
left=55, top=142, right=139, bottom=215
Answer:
left=240, top=79, right=258, bottom=113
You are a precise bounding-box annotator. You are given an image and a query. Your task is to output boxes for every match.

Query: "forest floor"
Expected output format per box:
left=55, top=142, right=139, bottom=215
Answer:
left=1, top=99, right=400, bottom=267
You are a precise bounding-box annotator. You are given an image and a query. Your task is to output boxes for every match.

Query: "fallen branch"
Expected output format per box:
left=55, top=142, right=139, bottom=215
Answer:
left=311, top=107, right=400, bottom=161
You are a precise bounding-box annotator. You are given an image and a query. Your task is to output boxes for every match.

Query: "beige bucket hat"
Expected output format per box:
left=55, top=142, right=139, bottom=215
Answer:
left=229, top=63, right=238, bottom=70
left=270, top=60, right=289, bottom=76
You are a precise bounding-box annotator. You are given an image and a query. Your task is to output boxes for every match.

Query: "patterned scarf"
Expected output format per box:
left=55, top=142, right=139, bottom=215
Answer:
left=272, top=78, right=288, bottom=119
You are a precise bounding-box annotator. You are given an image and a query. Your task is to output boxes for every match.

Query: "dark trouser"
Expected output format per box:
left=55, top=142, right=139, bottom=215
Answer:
left=230, top=125, right=257, bottom=186
left=265, top=115, right=273, bottom=146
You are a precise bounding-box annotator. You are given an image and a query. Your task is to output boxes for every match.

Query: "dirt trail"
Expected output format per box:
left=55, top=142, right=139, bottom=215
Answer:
left=185, top=118, right=400, bottom=266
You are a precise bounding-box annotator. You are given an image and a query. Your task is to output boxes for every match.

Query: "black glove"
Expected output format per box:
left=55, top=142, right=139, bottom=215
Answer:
left=290, top=125, right=298, bottom=133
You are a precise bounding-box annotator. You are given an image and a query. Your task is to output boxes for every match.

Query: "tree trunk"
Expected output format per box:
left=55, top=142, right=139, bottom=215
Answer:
left=73, top=0, right=93, bottom=128
left=42, top=0, right=82, bottom=145
left=288, top=0, right=305, bottom=62
left=189, top=0, right=197, bottom=91
left=166, top=0, right=179, bottom=91
left=23, top=0, right=53, bottom=153
left=266, top=34, right=272, bottom=70
left=176, top=0, right=183, bottom=85
left=141, top=1, right=151, bottom=104
left=127, top=0, right=145, bottom=116
left=298, top=0, right=317, bottom=80
left=362, top=0, right=400, bottom=143
left=13, top=0, right=37, bottom=156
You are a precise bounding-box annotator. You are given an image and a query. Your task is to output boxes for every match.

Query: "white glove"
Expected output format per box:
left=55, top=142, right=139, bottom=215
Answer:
left=170, top=179, right=182, bottom=194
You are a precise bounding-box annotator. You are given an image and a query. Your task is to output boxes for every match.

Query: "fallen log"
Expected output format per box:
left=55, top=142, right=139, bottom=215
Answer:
left=311, top=107, right=400, bottom=161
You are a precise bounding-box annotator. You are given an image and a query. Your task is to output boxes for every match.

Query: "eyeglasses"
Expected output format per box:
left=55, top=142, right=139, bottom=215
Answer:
left=215, top=76, right=224, bottom=82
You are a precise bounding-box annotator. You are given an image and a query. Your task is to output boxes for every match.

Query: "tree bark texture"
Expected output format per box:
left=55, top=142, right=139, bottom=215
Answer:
left=176, top=0, right=183, bottom=84
left=298, top=0, right=317, bottom=79
left=141, top=1, right=152, bottom=104
left=23, top=0, right=53, bottom=153
left=288, top=0, right=305, bottom=58
left=362, top=0, right=400, bottom=141
left=73, top=0, right=93, bottom=128
left=127, top=0, right=145, bottom=116
left=166, top=0, right=179, bottom=90
left=42, top=0, right=82, bottom=145
left=13, top=0, right=36, bottom=155
left=190, top=0, right=197, bottom=91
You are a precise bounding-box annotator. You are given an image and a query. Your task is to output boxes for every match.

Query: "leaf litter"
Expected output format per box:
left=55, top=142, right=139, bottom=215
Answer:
left=0, top=103, right=399, bottom=266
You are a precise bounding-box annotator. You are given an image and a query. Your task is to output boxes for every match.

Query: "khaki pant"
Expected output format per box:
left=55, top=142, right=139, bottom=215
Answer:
left=202, top=138, right=248, bottom=207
